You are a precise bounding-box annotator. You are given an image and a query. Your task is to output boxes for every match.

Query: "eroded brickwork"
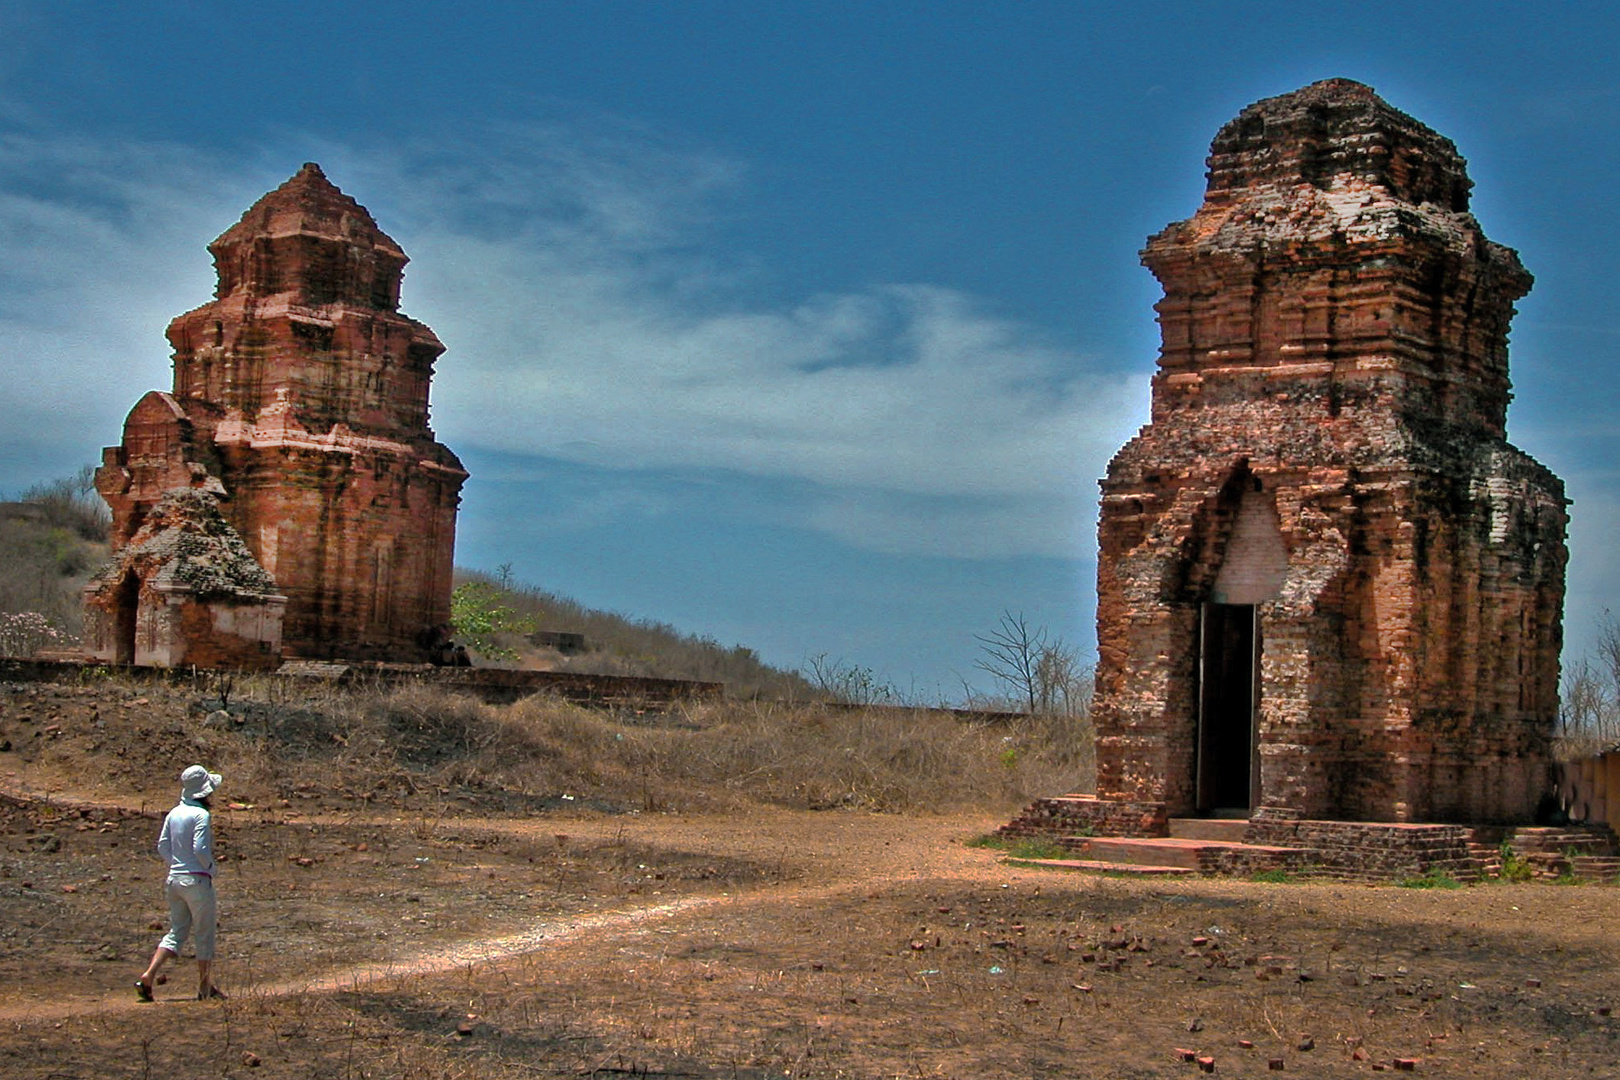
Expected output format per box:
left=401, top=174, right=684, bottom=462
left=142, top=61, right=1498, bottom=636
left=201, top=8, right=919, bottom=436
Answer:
left=93, top=164, right=466, bottom=663
left=1092, top=80, right=1566, bottom=824
left=82, top=489, right=285, bottom=670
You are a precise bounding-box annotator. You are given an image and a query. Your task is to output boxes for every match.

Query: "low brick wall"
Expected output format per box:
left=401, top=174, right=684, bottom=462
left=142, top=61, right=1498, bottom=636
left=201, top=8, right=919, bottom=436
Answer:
left=1191, top=845, right=1318, bottom=876
left=1244, top=819, right=1482, bottom=882
left=1, top=657, right=724, bottom=710
left=998, top=795, right=1169, bottom=840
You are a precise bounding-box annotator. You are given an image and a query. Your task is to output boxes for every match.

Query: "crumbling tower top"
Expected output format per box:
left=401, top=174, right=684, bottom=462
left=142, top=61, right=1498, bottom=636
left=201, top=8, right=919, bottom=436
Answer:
left=1203, top=78, right=1473, bottom=209
left=1143, top=78, right=1529, bottom=441
left=208, top=162, right=408, bottom=310
left=166, top=163, right=446, bottom=438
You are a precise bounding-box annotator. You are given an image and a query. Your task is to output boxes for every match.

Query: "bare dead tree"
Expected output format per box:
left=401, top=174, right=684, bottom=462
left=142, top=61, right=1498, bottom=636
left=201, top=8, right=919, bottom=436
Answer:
left=974, top=611, right=1095, bottom=716
left=974, top=611, right=1046, bottom=713
left=1558, top=611, right=1620, bottom=753
left=1035, top=639, right=1093, bottom=716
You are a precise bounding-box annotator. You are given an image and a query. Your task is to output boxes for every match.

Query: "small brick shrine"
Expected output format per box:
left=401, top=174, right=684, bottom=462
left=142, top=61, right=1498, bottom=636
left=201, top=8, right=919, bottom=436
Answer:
left=1087, top=80, right=1567, bottom=828
left=82, top=488, right=286, bottom=670
left=86, top=164, right=467, bottom=665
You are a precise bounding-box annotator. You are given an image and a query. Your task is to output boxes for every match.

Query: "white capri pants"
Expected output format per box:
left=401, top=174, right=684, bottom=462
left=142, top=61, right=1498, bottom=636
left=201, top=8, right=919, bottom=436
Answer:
left=157, top=873, right=217, bottom=961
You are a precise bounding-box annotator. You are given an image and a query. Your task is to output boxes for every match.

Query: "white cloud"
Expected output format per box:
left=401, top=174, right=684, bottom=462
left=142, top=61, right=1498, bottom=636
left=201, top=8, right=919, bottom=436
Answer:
left=0, top=121, right=1149, bottom=558
left=0, top=133, right=267, bottom=469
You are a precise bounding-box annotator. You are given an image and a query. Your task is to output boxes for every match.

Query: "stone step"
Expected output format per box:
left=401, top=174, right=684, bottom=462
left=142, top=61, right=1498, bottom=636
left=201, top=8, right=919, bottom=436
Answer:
left=1507, top=827, right=1620, bottom=856
left=1168, top=817, right=1251, bottom=842
left=1007, top=857, right=1195, bottom=877
left=1071, top=837, right=1204, bottom=869
left=1571, top=857, right=1620, bottom=875
left=1066, top=836, right=1300, bottom=872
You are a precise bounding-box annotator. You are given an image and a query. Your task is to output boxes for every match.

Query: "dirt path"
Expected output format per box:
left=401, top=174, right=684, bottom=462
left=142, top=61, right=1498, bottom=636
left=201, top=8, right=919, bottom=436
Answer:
left=0, top=776, right=1013, bottom=1025
left=7, top=778, right=1620, bottom=1076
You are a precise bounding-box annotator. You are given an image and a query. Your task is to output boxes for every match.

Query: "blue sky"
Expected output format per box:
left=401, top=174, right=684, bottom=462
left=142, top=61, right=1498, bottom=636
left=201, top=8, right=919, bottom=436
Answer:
left=1, top=2, right=1615, bottom=700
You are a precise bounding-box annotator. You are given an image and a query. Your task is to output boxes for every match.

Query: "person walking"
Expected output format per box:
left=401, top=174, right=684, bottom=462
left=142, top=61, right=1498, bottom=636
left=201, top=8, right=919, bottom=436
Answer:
left=135, top=764, right=226, bottom=1001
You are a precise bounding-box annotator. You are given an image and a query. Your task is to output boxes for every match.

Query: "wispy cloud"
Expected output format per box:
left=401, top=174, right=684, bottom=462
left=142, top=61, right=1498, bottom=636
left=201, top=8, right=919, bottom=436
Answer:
left=0, top=132, right=263, bottom=465
left=0, top=120, right=1147, bottom=558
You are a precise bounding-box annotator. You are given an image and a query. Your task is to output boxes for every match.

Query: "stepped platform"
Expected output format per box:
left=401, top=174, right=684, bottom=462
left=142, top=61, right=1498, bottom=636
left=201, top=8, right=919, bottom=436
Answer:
left=1004, top=857, right=1195, bottom=877
left=1065, top=835, right=1309, bottom=875
left=1167, top=817, right=1250, bottom=842
left=998, top=796, right=1620, bottom=882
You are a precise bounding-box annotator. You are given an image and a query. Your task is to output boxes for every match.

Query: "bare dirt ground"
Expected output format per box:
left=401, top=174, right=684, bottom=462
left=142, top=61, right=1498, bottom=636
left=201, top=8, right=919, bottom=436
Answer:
left=3, top=681, right=1620, bottom=1078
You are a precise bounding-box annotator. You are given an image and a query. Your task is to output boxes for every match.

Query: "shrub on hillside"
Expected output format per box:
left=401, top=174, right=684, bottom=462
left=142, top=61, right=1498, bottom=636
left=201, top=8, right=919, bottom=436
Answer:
left=19, top=466, right=110, bottom=542
left=0, top=611, right=72, bottom=657
left=0, top=467, right=111, bottom=636
left=453, top=568, right=816, bottom=698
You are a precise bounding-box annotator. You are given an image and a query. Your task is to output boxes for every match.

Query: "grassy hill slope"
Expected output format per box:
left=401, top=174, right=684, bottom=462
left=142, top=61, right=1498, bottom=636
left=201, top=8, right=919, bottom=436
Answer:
left=452, top=568, right=816, bottom=700
left=0, top=472, right=813, bottom=697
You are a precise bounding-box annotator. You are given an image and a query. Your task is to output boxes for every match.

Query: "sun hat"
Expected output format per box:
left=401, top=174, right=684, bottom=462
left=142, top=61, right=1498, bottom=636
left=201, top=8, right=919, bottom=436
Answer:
left=180, top=764, right=222, bottom=801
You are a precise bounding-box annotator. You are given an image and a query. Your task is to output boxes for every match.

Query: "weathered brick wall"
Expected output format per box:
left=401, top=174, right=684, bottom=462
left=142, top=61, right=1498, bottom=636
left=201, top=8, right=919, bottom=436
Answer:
left=170, top=596, right=284, bottom=671
left=998, top=795, right=1169, bottom=840
left=1244, top=819, right=1481, bottom=882
left=94, top=164, right=466, bottom=663
left=82, top=489, right=285, bottom=670
left=1090, top=80, right=1566, bottom=825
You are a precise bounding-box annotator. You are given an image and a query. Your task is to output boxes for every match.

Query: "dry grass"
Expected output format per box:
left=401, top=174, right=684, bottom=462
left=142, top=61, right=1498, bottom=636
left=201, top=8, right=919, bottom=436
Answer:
left=108, top=677, right=1093, bottom=816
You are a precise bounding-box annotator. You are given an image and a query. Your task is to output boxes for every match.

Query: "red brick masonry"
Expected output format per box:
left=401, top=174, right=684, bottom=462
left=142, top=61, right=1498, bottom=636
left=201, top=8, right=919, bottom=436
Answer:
left=1089, top=80, right=1566, bottom=825
left=91, top=165, right=466, bottom=665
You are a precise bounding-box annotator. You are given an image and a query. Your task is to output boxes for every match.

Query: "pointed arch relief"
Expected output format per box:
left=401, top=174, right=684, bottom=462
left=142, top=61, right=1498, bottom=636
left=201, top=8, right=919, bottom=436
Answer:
left=1210, top=483, right=1289, bottom=606
left=1194, top=473, right=1287, bottom=813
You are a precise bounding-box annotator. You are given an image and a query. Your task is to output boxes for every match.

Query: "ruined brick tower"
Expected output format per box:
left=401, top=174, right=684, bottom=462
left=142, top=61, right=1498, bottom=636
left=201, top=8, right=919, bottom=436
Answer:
left=1092, top=80, right=1567, bottom=824
left=86, top=164, right=467, bottom=665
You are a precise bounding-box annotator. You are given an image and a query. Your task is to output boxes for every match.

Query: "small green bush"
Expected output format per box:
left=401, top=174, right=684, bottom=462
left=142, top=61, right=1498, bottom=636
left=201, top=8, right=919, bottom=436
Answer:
left=1498, top=840, right=1534, bottom=883
left=1250, top=868, right=1293, bottom=884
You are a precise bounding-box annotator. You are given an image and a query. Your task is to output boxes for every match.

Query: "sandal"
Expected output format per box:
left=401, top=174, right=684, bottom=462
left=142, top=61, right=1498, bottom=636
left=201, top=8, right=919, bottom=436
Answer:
left=134, top=981, right=154, bottom=1003
left=198, top=985, right=227, bottom=1000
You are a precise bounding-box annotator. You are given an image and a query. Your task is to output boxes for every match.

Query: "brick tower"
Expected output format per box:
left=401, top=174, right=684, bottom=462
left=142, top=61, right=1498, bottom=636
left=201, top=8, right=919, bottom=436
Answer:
left=88, top=164, right=467, bottom=664
left=1090, top=80, right=1566, bottom=824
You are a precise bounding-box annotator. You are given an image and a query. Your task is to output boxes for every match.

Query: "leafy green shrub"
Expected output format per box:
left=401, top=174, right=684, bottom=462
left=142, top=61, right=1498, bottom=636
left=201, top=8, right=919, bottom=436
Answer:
left=450, top=581, right=537, bottom=662
left=1498, top=840, right=1534, bottom=883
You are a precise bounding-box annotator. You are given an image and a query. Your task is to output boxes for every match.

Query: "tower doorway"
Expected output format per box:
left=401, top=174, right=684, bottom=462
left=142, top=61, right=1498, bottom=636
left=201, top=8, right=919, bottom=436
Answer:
left=1197, top=602, right=1259, bottom=813
left=112, top=572, right=139, bottom=665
